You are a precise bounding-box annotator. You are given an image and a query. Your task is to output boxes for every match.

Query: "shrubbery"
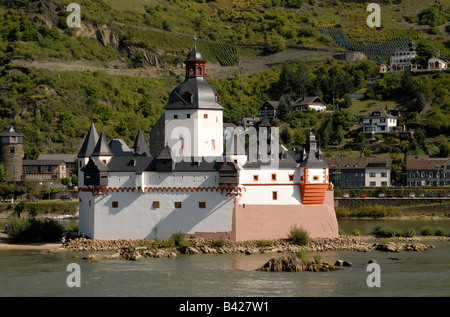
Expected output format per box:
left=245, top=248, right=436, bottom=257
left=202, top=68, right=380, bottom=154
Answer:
left=289, top=225, right=310, bottom=246
left=6, top=217, right=63, bottom=242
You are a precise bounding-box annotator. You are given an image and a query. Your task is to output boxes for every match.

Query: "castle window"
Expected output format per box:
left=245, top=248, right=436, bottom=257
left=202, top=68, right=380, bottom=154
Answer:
left=174, top=202, right=182, bottom=208
left=187, top=114, right=191, bottom=119
left=212, top=139, right=215, bottom=150
left=272, top=191, right=278, bottom=200
left=204, top=114, right=208, bottom=119
left=253, top=175, right=259, bottom=181
left=112, top=201, right=119, bottom=208
left=152, top=201, right=160, bottom=209
left=313, top=176, right=319, bottom=181
left=10, top=148, right=15, bottom=154
left=174, top=115, right=178, bottom=119
left=271, top=174, right=277, bottom=181
left=289, top=175, right=294, bottom=181
left=199, top=202, right=206, bottom=209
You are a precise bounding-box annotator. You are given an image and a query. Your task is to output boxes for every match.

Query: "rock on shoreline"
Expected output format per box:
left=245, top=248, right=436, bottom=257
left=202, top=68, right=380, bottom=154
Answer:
left=59, top=235, right=442, bottom=261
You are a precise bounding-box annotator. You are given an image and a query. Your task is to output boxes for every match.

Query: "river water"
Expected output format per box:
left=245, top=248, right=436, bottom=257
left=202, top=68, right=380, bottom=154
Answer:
left=1, top=219, right=449, bottom=298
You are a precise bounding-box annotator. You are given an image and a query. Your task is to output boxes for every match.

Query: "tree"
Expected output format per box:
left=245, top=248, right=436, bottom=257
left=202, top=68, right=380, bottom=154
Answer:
left=280, top=127, right=293, bottom=147
left=266, top=33, right=285, bottom=53
left=61, top=178, right=71, bottom=186
left=277, top=94, right=292, bottom=122
left=415, top=91, right=427, bottom=112
left=413, top=42, right=438, bottom=69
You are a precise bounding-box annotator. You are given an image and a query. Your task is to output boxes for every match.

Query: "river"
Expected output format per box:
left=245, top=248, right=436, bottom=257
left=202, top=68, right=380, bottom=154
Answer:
left=0, top=219, right=449, bottom=298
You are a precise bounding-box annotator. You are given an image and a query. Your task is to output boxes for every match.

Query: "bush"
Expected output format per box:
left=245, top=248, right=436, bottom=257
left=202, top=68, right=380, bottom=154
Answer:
left=403, top=228, right=416, bottom=237
left=421, top=226, right=434, bottom=236
left=372, top=225, right=396, bottom=237
left=434, top=227, right=446, bottom=236
left=170, top=231, right=187, bottom=247
left=41, top=219, right=64, bottom=242
left=352, top=228, right=362, bottom=236
left=296, top=249, right=308, bottom=262
left=289, top=225, right=310, bottom=246
left=6, top=217, right=23, bottom=242
left=257, top=240, right=273, bottom=247
left=6, top=217, right=63, bottom=242
left=213, top=236, right=226, bottom=247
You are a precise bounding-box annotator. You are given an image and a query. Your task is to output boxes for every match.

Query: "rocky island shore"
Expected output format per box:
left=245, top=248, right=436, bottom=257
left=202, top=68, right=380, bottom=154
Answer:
left=56, top=235, right=448, bottom=262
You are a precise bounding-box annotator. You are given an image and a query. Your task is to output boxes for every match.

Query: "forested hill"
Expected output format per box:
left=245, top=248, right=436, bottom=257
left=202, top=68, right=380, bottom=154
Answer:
left=0, top=0, right=448, bottom=159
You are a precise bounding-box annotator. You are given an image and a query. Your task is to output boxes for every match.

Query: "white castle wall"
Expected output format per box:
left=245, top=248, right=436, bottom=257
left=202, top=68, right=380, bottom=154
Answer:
left=79, top=170, right=236, bottom=239
left=239, top=167, right=302, bottom=205
left=79, top=190, right=234, bottom=240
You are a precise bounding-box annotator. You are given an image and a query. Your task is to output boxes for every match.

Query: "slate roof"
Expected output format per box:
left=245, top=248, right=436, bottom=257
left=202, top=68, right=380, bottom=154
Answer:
left=91, top=132, right=113, bottom=157
left=292, top=96, right=327, bottom=107
left=133, top=129, right=150, bottom=156
left=163, top=76, right=223, bottom=110
left=78, top=124, right=99, bottom=158
left=364, top=108, right=397, bottom=119
left=0, top=125, right=23, bottom=137
left=325, top=157, right=392, bottom=169
left=406, top=155, right=449, bottom=170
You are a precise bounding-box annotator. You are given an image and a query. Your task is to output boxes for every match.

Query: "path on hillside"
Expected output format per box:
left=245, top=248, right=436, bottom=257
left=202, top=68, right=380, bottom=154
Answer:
left=11, top=47, right=337, bottom=80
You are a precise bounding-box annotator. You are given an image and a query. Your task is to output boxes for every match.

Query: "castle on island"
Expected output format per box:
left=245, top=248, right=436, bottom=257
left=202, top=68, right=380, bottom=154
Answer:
left=77, top=44, right=338, bottom=241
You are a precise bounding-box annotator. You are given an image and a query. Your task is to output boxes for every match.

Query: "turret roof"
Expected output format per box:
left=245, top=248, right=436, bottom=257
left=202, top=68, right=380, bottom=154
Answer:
left=78, top=124, right=99, bottom=158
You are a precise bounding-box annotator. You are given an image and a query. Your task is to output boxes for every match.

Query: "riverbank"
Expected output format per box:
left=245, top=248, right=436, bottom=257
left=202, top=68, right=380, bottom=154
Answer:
left=1, top=232, right=448, bottom=254
left=50, top=235, right=448, bottom=261
left=0, top=233, right=61, bottom=250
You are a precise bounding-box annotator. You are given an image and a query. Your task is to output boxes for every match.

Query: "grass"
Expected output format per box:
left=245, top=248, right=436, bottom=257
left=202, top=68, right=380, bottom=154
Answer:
left=289, top=225, right=310, bottom=246
left=371, top=224, right=447, bottom=237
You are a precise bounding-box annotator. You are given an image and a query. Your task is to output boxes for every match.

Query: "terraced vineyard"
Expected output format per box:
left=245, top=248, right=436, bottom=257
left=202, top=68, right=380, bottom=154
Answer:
left=320, top=28, right=418, bottom=54
left=120, top=24, right=239, bottom=66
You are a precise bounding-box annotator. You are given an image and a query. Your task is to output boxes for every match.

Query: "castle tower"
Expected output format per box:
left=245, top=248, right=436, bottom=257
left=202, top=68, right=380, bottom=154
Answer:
left=0, top=126, right=24, bottom=182
left=163, top=42, right=224, bottom=160
left=77, top=123, right=99, bottom=187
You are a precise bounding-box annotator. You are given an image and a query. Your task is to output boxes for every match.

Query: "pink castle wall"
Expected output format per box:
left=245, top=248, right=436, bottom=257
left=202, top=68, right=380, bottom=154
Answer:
left=231, top=191, right=338, bottom=241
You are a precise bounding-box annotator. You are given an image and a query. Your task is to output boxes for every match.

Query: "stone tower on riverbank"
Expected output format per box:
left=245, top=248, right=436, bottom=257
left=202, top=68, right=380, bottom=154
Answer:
left=0, top=125, right=24, bottom=182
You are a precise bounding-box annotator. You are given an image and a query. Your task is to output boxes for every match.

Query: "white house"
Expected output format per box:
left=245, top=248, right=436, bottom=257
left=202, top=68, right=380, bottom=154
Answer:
left=389, top=41, right=418, bottom=71
left=363, top=108, right=398, bottom=136
left=292, top=96, right=327, bottom=112
left=77, top=45, right=338, bottom=242
left=427, top=57, right=448, bottom=70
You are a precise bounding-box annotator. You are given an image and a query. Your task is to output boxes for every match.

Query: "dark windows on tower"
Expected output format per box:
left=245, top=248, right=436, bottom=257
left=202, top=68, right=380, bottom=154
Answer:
left=183, top=92, right=192, bottom=104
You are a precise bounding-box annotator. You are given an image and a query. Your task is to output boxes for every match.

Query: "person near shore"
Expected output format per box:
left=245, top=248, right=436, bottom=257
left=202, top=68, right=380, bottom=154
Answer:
left=61, top=236, right=66, bottom=247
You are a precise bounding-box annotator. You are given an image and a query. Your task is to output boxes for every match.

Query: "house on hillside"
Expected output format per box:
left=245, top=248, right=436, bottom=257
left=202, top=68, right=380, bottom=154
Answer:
left=326, top=157, right=392, bottom=188
left=292, top=96, right=327, bottom=112
left=389, top=41, right=418, bottom=71
left=427, top=57, right=448, bottom=70
left=258, top=101, right=279, bottom=121
left=362, top=108, right=398, bottom=136
left=406, top=155, right=450, bottom=187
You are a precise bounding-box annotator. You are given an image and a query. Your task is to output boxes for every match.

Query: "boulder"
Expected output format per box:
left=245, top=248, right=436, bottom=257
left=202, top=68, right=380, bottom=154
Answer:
left=83, top=253, right=100, bottom=262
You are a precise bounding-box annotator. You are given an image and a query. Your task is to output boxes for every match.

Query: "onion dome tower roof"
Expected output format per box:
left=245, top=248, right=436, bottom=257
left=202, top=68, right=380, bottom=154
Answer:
left=163, top=41, right=223, bottom=111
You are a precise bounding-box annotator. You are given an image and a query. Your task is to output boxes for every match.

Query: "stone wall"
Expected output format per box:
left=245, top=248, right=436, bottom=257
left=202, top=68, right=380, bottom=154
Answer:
left=335, top=197, right=450, bottom=210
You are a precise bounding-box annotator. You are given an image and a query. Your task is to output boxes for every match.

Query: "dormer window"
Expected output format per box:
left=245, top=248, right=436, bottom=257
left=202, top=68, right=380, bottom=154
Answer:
left=183, top=92, right=192, bottom=104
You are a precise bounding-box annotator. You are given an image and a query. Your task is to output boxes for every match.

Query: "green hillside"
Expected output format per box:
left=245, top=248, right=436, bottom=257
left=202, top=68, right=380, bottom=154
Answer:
left=0, top=0, right=448, bottom=161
